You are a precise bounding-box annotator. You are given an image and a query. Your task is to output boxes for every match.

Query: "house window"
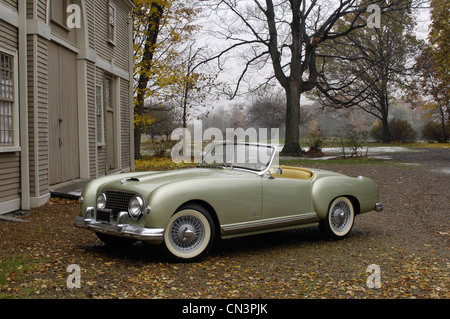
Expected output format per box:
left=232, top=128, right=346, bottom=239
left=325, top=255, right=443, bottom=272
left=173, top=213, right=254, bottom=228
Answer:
left=51, top=0, right=70, bottom=29
left=108, top=3, right=116, bottom=45
left=0, top=52, right=15, bottom=147
left=96, top=85, right=104, bottom=144
left=105, top=78, right=112, bottom=110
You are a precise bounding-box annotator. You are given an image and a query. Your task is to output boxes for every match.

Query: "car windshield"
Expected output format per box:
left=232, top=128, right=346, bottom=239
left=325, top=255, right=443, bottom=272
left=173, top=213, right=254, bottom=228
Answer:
left=199, top=143, right=276, bottom=172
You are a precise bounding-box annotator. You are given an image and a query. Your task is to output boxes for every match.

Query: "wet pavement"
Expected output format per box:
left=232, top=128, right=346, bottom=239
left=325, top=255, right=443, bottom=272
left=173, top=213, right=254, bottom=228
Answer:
left=387, top=147, right=450, bottom=167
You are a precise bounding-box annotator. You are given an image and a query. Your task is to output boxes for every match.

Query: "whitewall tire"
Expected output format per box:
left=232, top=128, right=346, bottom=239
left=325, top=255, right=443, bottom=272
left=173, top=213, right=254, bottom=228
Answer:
left=163, top=204, right=215, bottom=262
left=320, top=197, right=355, bottom=240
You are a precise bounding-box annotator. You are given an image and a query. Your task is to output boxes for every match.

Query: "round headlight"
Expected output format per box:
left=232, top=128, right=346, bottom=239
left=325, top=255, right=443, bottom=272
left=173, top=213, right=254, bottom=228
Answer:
left=97, top=193, right=107, bottom=210
left=128, top=196, right=144, bottom=220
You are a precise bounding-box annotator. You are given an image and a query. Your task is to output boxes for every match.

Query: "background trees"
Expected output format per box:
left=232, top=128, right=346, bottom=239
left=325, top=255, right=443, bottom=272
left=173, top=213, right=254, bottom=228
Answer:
left=133, top=0, right=447, bottom=158
left=315, top=1, right=419, bottom=143
left=133, top=0, right=204, bottom=159
left=203, top=0, right=426, bottom=154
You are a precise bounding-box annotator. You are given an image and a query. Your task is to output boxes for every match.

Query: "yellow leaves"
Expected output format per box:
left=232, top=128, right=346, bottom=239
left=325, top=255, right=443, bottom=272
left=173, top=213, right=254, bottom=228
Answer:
left=134, top=156, right=195, bottom=171
left=134, top=113, right=155, bottom=130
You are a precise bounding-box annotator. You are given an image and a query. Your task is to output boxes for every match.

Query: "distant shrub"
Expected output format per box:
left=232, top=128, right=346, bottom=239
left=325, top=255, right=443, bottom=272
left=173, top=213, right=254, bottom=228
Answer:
left=370, top=121, right=384, bottom=142
left=389, top=118, right=416, bottom=143
left=304, top=124, right=325, bottom=156
left=337, top=124, right=368, bottom=158
left=370, top=119, right=416, bottom=143
left=421, top=121, right=449, bottom=143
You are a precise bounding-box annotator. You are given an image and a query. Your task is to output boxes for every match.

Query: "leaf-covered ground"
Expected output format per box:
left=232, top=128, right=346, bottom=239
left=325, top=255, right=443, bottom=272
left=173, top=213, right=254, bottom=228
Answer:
left=0, top=148, right=448, bottom=299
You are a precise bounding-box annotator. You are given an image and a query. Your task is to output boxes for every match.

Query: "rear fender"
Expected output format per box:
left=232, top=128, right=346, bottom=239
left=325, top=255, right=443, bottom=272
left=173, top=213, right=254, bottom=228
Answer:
left=312, top=176, right=379, bottom=219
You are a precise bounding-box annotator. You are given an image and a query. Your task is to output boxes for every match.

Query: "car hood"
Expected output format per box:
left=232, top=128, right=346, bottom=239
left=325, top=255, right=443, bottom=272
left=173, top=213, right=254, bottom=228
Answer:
left=94, top=167, right=258, bottom=197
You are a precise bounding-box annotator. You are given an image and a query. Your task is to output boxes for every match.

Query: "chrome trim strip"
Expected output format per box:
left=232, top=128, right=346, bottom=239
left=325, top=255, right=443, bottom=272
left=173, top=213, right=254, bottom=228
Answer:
left=221, top=213, right=319, bottom=235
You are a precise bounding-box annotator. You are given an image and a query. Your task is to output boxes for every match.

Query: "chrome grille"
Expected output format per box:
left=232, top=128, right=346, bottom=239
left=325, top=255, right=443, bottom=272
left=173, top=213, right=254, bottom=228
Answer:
left=104, top=191, right=135, bottom=212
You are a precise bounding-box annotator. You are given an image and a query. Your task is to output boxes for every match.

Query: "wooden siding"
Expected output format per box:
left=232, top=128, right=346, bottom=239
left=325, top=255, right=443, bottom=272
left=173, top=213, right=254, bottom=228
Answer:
left=37, top=0, right=47, bottom=22
left=120, top=79, right=131, bottom=169
left=114, top=0, right=131, bottom=72
left=26, top=0, right=34, bottom=19
left=0, top=0, right=18, bottom=11
left=92, top=0, right=130, bottom=72
left=27, top=35, right=36, bottom=198
left=27, top=35, right=49, bottom=198
left=0, top=152, right=21, bottom=203
left=87, top=60, right=97, bottom=178
left=0, top=20, right=20, bottom=206
left=85, top=0, right=96, bottom=50
left=0, top=19, right=18, bottom=48
left=25, top=0, right=47, bottom=21
left=36, top=36, right=49, bottom=196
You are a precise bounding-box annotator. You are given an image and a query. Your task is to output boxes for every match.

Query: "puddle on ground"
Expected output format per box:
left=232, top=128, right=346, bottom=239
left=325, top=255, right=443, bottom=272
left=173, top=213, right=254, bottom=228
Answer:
left=434, top=167, right=450, bottom=174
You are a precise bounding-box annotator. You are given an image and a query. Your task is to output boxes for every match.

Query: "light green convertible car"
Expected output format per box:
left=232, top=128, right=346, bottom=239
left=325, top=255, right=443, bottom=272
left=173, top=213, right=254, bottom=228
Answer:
left=74, top=143, right=383, bottom=261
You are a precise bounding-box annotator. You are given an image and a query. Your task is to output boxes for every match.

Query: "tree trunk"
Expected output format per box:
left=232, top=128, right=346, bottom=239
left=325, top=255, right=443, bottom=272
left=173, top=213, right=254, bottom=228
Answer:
left=381, top=116, right=391, bottom=143
left=438, top=105, right=448, bottom=142
left=281, top=83, right=303, bottom=156
left=134, top=2, right=163, bottom=160
left=379, top=83, right=391, bottom=143
left=134, top=124, right=142, bottom=159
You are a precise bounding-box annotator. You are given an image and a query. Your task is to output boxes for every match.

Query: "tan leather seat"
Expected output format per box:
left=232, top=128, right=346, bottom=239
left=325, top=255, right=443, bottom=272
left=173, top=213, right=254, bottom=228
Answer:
left=271, top=166, right=313, bottom=180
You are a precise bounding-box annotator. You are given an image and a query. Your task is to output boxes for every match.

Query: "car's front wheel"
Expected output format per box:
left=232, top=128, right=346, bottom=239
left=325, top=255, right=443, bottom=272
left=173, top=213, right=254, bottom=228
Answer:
left=163, top=204, right=215, bottom=262
left=320, top=197, right=355, bottom=240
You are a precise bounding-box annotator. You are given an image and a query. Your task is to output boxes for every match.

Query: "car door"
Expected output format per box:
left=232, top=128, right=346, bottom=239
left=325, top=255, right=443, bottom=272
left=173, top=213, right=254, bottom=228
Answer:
left=262, top=175, right=315, bottom=224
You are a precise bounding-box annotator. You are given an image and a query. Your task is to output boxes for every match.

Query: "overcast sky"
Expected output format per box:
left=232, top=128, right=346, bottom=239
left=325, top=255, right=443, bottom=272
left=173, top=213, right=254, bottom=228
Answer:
left=191, top=2, right=433, bottom=116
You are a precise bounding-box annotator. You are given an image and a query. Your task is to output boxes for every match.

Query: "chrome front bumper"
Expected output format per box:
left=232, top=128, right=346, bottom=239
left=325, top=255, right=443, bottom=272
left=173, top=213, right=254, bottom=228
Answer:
left=375, top=202, right=384, bottom=212
left=74, top=212, right=164, bottom=244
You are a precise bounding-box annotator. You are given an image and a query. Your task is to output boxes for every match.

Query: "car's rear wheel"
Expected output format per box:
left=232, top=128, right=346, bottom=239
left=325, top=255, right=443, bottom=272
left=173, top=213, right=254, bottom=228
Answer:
left=163, top=204, right=215, bottom=262
left=320, top=197, right=355, bottom=240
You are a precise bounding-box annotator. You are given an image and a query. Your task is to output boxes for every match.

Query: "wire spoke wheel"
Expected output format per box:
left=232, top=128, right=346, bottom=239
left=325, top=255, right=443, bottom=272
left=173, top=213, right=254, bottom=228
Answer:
left=169, top=215, right=206, bottom=252
left=164, top=204, right=215, bottom=262
left=320, top=197, right=355, bottom=240
left=330, top=201, right=352, bottom=232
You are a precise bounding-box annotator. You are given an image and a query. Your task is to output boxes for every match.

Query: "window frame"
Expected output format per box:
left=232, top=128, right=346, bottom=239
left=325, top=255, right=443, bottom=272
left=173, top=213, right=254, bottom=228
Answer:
left=96, top=84, right=105, bottom=146
left=50, top=0, right=71, bottom=31
left=107, top=2, right=117, bottom=46
left=0, top=47, right=20, bottom=153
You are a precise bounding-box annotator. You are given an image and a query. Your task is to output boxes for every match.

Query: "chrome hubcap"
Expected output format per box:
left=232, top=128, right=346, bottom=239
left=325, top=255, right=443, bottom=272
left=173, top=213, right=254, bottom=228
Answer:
left=331, top=202, right=351, bottom=231
left=169, top=215, right=205, bottom=252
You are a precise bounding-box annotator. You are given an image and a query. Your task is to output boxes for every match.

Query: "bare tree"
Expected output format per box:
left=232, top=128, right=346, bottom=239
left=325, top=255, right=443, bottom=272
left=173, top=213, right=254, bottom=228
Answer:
left=203, top=0, right=422, bottom=155
left=315, top=1, right=419, bottom=143
left=247, top=87, right=286, bottom=130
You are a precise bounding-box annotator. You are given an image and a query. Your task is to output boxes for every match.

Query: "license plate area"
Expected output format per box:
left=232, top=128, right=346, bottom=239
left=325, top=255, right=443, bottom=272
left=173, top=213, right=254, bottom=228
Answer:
left=97, top=210, right=111, bottom=223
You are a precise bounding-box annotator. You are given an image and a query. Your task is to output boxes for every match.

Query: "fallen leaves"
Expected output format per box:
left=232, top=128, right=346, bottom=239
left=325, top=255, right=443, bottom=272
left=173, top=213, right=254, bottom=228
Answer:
left=0, top=164, right=449, bottom=299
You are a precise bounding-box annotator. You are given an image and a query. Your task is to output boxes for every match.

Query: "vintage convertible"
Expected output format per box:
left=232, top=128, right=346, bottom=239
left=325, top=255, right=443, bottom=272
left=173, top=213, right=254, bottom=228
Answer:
left=74, top=143, right=383, bottom=261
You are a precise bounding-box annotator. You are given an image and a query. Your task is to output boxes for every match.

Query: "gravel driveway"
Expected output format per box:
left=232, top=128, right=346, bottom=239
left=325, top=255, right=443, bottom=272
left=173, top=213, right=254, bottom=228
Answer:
left=0, top=147, right=448, bottom=300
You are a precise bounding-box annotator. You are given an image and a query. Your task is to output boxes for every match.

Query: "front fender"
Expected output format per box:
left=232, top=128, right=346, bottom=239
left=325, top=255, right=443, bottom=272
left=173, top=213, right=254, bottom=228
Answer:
left=311, top=176, right=380, bottom=219
left=143, top=176, right=262, bottom=230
